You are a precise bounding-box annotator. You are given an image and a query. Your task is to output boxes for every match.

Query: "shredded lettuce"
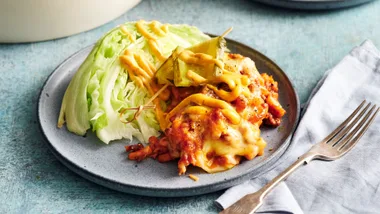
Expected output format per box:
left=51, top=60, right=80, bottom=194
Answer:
left=58, top=21, right=209, bottom=144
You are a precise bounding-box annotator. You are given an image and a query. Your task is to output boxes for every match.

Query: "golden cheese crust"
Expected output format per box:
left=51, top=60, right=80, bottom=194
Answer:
left=126, top=53, right=285, bottom=175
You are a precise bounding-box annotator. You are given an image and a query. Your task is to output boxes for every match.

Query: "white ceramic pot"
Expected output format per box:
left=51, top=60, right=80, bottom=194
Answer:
left=0, top=0, right=141, bottom=43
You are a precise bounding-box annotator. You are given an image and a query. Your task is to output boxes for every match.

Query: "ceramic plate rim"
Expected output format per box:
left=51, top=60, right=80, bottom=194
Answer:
left=253, top=0, right=374, bottom=10
left=38, top=36, right=300, bottom=197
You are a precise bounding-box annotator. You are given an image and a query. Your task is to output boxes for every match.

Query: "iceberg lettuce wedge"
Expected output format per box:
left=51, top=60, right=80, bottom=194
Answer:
left=58, top=21, right=209, bottom=144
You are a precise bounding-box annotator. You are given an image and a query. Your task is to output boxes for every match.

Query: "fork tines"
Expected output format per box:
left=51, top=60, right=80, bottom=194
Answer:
left=323, top=100, right=379, bottom=152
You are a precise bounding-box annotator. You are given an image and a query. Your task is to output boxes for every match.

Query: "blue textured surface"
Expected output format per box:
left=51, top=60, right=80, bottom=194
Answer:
left=1, top=0, right=380, bottom=213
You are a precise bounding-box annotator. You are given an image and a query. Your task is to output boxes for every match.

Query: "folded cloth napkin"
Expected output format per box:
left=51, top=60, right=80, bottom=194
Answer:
left=216, top=40, right=380, bottom=214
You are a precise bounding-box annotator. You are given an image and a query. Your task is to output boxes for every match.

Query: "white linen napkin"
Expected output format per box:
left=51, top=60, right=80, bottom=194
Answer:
left=216, top=40, right=380, bottom=214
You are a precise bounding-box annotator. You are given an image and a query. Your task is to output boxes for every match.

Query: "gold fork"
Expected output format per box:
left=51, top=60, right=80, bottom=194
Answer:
left=221, top=100, right=379, bottom=214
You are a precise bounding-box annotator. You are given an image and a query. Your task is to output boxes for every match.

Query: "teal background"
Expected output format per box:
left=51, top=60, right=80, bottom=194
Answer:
left=1, top=0, right=380, bottom=213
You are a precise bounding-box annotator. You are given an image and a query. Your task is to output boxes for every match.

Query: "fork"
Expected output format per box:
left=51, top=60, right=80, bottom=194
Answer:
left=220, top=100, right=379, bottom=214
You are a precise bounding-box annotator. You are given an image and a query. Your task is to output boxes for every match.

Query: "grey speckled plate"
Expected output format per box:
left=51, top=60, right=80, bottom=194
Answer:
left=254, top=0, right=374, bottom=10
left=38, top=37, right=300, bottom=197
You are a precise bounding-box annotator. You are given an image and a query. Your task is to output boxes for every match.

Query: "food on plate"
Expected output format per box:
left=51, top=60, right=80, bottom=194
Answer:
left=58, top=20, right=286, bottom=175
left=58, top=20, right=209, bottom=143
left=188, top=174, right=199, bottom=182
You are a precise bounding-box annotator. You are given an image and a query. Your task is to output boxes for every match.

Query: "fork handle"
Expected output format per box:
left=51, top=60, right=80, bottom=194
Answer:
left=220, top=152, right=316, bottom=214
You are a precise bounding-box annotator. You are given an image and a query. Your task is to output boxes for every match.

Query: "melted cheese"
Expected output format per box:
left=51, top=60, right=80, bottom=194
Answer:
left=206, top=71, right=251, bottom=102
left=120, top=23, right=283, bottom=175
left=195, top=120, right=263, bottom=173
left=136, top=20, right=167, bottom=62
left=161, top=24, right=169, bottom=33
left=168, top=54, right=274, bottom=174
left=135, top=20, right=155, bottom=40
left=186, top=70, right=207, bottom=84
left=183, top=106, right=211, bottom=115
left=148, top=39, right=166, bottom=62
left=149, top=20, right=166, bottom=37
left=166, top=94, right=241, bottom=125
left=120, top=25, right=136, bottom=42
left=179, top=50, right=224, bottom=69
left=120, top=45, right=170, bottom=131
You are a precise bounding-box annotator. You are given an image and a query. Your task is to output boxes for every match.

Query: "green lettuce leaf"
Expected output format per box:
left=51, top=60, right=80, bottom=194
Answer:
left=58, top=21, right=209, bottom=144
